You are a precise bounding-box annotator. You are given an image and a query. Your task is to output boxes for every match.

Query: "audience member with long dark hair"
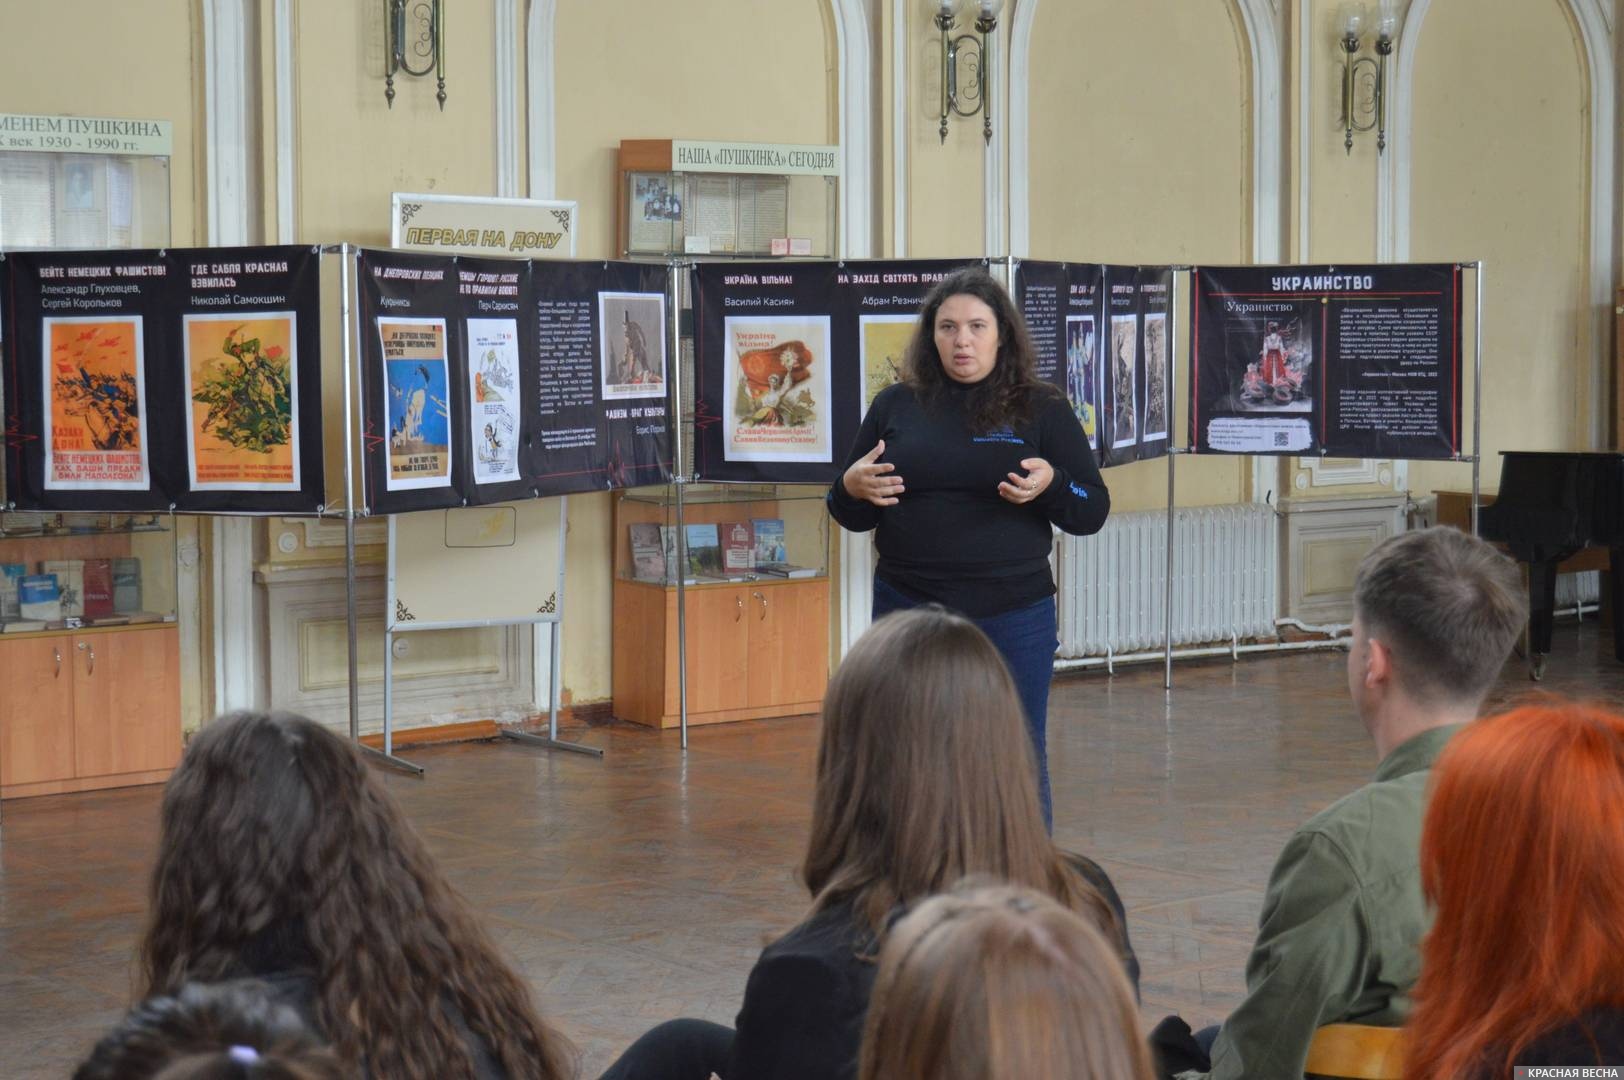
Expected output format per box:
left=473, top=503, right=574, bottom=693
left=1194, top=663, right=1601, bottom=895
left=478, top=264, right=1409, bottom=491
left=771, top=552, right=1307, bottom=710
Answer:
left=1403, top=702, right=1624, bottom=1079
left=859, top=883, right=1156, bottom=1080
left=600, top=605, right=1135, bottom=1080
left=75, top=979, right=344, bottom=1080
left=137, top=710, right=573, bottom=1080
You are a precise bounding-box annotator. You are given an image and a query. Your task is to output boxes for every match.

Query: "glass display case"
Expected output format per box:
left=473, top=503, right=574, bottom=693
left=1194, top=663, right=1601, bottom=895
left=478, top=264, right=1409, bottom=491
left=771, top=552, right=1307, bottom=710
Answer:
left=0, top=510, right=178, bottom=634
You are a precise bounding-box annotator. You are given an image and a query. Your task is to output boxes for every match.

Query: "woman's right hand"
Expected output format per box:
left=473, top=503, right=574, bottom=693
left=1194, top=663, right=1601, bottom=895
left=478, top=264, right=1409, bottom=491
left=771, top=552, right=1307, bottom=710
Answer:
left=843, top=440, right=904, bottom=507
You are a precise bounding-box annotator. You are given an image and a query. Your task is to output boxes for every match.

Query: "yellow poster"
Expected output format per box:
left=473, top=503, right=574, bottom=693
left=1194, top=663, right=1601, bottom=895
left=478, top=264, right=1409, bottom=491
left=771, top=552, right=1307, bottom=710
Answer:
left=184, top=312, right=300, bottom=491
left=858, top=314, right=914, bottom=417
left=44, top=316, right=149, bottom=490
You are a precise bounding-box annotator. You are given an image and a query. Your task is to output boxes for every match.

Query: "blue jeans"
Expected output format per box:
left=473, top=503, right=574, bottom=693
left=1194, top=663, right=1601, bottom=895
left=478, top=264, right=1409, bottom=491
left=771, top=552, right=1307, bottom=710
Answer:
left=871, top=578, right=1057, bottom=830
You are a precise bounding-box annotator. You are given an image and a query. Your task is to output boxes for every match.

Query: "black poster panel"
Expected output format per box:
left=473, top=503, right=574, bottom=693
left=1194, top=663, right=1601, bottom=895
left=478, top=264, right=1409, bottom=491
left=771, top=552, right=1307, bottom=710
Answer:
left=356, top=248, right=466, bottom=514
left=2, top=249, right=175, bottom=510
left=454, top=256, right=534, bottom=506
left=1017, top=260, right=1109, bottom=457
left=835, top=256, right=980, bottom=429
left=1190, top=264, right=1462, bottom=459
left=167, top=245, right=325, bottom=513
left=1321, top=264, right=1461, bottom=459
left=692, top=261, right=843, bottom=484
left=597, top=261, right=674, bottom=491
left=1100, top=265, right=1142, bottom=467
left=1136, top=266, right=1173, bottom=462
left=528, top=260, right=672, bottom=497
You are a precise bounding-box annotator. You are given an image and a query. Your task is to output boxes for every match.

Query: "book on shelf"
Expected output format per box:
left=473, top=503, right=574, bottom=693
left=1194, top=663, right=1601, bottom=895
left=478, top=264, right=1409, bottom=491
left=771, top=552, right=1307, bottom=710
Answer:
left=41, top=559, right=85, bottom=619
left=82, top=558, right=114, bottom=619
left=112, top=558, right=142, bottom=613
left=658, top=526, right=680, bottom=582
left=0, top=563, right=25, bottom=621
left=1, top=618, right=49, bottom=634
left=684, top=523, right=722, bottom=576
left=719, top=520, right=754, bottom=571
left=628, top=522, right=667, bottom=581
left=87, top=614, right=132, bottom=627
left=757, top=563, right=818, bottom=579
left=19, top=574, right=62, bottom=621
left=751, top=518, right=787, bottom=566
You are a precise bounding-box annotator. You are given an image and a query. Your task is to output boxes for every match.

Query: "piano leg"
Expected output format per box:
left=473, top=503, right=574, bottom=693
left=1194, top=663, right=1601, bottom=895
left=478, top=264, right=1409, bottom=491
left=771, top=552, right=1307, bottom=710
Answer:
left=1527, top=560, right=1559, bottom=681
left=1611, top=548, right=1624, bottom=663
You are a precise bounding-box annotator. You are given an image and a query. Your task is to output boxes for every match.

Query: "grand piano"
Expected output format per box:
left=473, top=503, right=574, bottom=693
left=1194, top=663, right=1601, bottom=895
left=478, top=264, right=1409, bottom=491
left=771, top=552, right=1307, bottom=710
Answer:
left=1477, top=450, right=1624, bottom=679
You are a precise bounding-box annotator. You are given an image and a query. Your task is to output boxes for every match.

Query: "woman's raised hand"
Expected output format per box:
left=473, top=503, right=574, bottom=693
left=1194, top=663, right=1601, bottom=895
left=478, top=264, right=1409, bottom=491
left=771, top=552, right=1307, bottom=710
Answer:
left=843, top=440, right=905, bottom=507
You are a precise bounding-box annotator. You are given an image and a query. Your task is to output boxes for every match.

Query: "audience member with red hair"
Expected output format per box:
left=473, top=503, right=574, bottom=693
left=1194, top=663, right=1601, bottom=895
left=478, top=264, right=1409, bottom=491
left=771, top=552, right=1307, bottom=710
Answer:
left=1404, top=702, right=1624, bottom=1079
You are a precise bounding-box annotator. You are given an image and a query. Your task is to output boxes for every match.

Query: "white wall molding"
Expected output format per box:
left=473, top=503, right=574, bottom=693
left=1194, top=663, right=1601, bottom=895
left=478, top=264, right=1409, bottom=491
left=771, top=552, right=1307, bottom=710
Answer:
left=203, top=0, right=266, bottom=715
left=1235, top=0, right=1284, bottom=264
left=495, top=0, right=522, bottom=197
left=832, top=0, right=876, bottom=656
left=891, top=0, right=908, bottom=255
left=524, top=0, right=558, bottom=199
left=274, top=0, right=296, bottom=243
left=1008, top=0, right=1038, bottom=255
left=984, top=20, right=1007, bottom=257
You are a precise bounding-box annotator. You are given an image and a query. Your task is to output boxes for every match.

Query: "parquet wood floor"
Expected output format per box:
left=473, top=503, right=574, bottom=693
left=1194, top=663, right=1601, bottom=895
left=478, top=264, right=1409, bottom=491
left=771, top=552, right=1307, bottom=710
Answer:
left=2, top=619, right=1618, bottom=1077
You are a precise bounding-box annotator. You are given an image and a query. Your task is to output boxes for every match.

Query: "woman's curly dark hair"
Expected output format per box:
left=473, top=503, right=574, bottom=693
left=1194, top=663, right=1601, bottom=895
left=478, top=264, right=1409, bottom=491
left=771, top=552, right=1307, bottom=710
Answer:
left=902, top=265, right=1059, bottom=433
left=138, top=711, right=573, bottom=1080
left=74, top=979, right=343, bottom=1080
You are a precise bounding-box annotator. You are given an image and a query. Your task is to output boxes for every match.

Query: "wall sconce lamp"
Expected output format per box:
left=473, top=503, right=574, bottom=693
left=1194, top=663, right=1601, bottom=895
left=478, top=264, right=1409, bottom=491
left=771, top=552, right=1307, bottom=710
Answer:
left=385, top=0, right=446, bottom=110
left=935, top=0, right=1003, bottom=145
left=1338, top=1, right=1403, bottom=154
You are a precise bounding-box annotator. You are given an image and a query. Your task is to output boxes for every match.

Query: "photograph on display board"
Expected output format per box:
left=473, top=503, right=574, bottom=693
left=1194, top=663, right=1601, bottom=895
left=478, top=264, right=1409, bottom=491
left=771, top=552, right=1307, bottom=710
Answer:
left=183, top=313, right=300, bottom=491
left=43, top=316, right=150, bottom=491
left=1223, top=310, right=1314, bottom=415
left=633, top=173, right=683, bottom=223
left=1108, top=314, right=1138, bottom=450
left=465, top=318, right=521, bottom=485
left=378, top=317, right=453, bottom=491
left=723, top=315, right=833, bottom=463
left=1143, top=312, right=1169, bottom=440
left=1065, top=314, right=1098, bottom=448
left=858, top=314, right=913, bottom=417
left=599, top=292, right=667, bottom=399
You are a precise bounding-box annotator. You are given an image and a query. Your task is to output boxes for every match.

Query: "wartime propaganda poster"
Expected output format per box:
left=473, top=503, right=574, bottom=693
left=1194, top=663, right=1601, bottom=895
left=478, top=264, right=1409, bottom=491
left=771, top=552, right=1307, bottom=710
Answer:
left=378, top=317, right=453, bottom=491
left=1142, top=313, right=1169, bottom=441
left=1108, top=314, right=1139, bottom=451
left=858, top=314, right=913, bottom=417
left=465, top=318, right=521, bottom=485
left=1065, top=314, right=1098, bottom=449
left=723, top=315, right=832, bottom=463
left=598, top=292, right=666, bottom=399
left=43, top=316, right=150, bottom=490
left=182, top=313, right=299, bottom=491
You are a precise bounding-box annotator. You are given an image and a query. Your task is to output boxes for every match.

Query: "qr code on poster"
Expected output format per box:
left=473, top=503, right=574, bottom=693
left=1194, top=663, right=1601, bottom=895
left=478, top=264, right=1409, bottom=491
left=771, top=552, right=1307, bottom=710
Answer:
left=1273, top=431, right=1289, bottom=448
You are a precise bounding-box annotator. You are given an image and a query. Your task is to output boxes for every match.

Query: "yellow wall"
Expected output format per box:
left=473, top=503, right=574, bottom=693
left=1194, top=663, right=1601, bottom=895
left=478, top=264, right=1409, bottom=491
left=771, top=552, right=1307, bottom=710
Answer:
left=1404, top=0, right=1588, bottom=498
left=292, top=2, right=498, bottom=245
left=904, top=4, right=988, bottom=257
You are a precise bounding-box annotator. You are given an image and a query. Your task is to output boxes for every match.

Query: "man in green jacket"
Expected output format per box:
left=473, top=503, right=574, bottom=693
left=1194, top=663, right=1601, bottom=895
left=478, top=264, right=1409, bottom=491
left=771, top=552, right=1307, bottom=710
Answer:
left=1173, top=526, right=1526, bottom=1080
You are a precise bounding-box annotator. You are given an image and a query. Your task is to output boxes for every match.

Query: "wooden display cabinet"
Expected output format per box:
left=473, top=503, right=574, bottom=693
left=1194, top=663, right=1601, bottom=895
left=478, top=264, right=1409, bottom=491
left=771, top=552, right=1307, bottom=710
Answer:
left=611, top=485, right=832, bottom=728
left=0, top=512, right=183, bottom=801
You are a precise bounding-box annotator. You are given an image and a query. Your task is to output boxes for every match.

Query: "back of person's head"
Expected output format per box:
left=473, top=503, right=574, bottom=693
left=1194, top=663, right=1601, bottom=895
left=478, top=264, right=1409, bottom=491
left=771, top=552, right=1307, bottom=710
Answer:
left=1404, top=702, right=1624, bottom=1080
left=859, top=883, right=1155, bottom=1080
left=74, top=980, right=343, bottom=1080
left=802, top=607, right=1106, bottom=934
left=140, top=710, right=572, bottom=1080
left=1351, top=526, right=1524, bottom=705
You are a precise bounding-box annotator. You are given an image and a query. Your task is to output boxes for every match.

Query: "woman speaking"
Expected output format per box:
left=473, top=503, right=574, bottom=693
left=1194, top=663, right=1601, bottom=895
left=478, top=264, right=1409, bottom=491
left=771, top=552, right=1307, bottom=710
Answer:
left=827, top=266, right=1110, bottom=827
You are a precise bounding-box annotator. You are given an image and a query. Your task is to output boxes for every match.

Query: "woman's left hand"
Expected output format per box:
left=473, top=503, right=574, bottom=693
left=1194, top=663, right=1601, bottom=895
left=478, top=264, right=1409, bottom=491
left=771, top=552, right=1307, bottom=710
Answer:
left=998, top=457, right=1053, bottom=505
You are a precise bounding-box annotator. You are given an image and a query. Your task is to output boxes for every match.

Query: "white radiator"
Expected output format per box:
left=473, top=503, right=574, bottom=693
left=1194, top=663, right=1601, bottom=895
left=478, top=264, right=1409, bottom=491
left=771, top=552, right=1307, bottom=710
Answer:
left=1055, top=504, right=1278, bottom=657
